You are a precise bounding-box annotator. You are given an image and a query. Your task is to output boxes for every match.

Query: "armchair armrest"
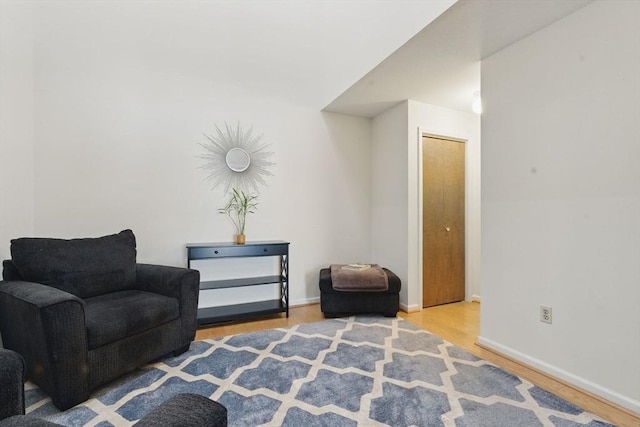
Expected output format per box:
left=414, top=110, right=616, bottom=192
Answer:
left=136, top=264, right=199, bottom=300
left=2, top=260, right=23, bottom=281
left=135, top=393, right=227, bottom=427
left=0, top=349, right=25, bottom=420
left=136, top=264, right=200, bottom=343
left=0, top=281, right=90, bottom=410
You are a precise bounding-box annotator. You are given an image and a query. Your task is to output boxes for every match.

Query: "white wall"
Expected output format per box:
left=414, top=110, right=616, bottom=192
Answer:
left=371, top=102, right=409, bottom=306
left=480, top=0, right=640, bottom=412
left=371, top=100, right=481, bottom=311
left=1, top=1, right=380, bottom=306
left=0, top=1, right=35, bottom=261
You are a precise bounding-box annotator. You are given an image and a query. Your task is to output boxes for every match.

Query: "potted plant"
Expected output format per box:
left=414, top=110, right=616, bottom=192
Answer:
left=218, top=188, right=258, bottom=244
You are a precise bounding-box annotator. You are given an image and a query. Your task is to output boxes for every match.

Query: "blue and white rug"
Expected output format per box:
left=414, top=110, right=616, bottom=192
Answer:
left=26, top=316, right=612, bottom=426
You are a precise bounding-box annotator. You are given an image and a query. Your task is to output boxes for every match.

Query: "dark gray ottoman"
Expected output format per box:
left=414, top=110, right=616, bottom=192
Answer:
left=319, top=267, right=401, bottom=317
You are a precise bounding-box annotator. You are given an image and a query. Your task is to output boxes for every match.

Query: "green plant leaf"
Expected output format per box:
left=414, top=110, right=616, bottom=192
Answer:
left=218, top=187, right=259, bottom=235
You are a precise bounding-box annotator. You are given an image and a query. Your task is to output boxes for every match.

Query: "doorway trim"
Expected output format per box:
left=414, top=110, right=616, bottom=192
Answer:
left=417, top=127, right=472, bottom=309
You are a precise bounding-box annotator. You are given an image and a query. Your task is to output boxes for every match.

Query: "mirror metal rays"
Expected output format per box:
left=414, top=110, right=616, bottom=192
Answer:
left=199, top=122, right=274, bottom=194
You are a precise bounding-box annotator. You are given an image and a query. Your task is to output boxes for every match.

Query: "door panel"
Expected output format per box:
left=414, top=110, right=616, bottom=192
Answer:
left=422, top=136, right=465, bottom=307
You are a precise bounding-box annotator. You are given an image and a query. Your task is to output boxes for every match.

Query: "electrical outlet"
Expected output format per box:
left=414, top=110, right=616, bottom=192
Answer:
left=540, top=306, right=552, bottom=324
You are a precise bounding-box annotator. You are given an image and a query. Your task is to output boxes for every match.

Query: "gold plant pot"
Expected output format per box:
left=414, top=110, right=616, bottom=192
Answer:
left=235, top=234, right=246, bottom=245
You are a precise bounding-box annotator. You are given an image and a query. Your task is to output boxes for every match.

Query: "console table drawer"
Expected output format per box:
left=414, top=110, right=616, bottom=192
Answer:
left=188, top=243, right=288, bottom=260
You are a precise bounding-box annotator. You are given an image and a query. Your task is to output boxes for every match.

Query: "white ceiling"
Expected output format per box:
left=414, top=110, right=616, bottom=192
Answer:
left=324, top=0, right=594, bottom=118
left=23, top=0, right=457, bottom=111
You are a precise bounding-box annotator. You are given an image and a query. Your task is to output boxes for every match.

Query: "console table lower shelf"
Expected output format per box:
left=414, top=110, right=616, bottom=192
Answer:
left=197, top=300, right=287, bottom=324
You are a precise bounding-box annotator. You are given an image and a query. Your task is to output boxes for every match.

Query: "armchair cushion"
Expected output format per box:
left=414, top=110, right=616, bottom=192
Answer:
left=85, top=290, right=179, bottom=349
left=9, top=230, right=137, bottom=299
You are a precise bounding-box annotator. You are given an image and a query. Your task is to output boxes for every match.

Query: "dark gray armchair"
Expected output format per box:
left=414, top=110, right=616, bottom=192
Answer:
left=0, top=230, right=200, bottom=410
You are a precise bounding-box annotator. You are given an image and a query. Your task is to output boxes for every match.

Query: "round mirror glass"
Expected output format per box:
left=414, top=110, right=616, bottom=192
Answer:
left=225, top=148, right=251, bottom=172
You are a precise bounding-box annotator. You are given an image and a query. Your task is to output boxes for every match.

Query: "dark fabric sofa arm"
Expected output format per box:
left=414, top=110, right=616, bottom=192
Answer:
left=136, top=264, right=199, bottom=301
left=0, top=416, right=60, bottom=426
left=2, top=260, right=22, bottom=281
left=135, top=393, right=227, bottom=427
left=0, top=349, right=25, bottom=420
left=136, top=264, right=200, bottom=343
left=0, top=281, right=90, bottom=410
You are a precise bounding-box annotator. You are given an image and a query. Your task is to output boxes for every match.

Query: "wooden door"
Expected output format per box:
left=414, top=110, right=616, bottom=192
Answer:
left=422, top=136, right=465, bottom=307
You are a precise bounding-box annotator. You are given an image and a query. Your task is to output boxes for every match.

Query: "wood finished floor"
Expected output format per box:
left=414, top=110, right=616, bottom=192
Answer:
left=195, top=302, right=639, bottom=426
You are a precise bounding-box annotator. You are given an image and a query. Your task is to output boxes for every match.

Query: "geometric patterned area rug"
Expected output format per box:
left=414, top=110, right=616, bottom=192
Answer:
left=26, top=316, right=612, bottom=426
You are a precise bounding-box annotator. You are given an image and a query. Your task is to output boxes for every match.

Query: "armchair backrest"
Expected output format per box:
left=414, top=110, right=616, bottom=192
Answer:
left=8, top=229, right=138, bottom=299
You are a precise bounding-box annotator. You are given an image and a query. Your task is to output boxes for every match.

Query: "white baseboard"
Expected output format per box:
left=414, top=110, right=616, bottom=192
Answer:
left=477, top=336, right=640, bottom=414
left=400, top=302, right=421, bottom=313
left=471, top=294, right=481, bottom=302
left=290, top=297, right=320, bottom=307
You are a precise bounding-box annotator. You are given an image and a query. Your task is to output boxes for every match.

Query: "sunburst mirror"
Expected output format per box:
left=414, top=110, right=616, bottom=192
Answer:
left=199, top=123, right=274, bottom=193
